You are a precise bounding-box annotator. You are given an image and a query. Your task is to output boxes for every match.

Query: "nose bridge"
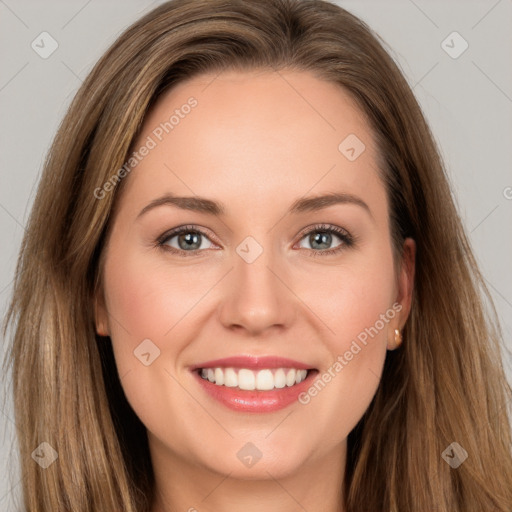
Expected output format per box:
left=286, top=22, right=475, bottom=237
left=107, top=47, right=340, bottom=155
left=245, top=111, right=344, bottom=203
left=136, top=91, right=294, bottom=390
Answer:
left=218, top=234, right=295, bottom=334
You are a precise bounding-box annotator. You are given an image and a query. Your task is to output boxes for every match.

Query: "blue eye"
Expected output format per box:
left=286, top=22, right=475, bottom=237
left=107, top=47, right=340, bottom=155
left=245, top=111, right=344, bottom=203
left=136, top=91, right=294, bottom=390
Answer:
left=156, top=223, right=354, bottom=257
left=296, top=224, right=354, bottom=257
left=157, top=225, right=215, bottom=256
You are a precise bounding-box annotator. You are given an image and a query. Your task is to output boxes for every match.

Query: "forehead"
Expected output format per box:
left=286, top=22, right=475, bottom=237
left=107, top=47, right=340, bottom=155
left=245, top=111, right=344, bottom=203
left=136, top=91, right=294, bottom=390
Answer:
left=119, top=69, right=384, bottom=217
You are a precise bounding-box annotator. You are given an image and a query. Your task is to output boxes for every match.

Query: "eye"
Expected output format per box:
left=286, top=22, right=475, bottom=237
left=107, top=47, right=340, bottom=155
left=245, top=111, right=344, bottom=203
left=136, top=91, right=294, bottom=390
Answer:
left=157, top=225, right=216, bottom=256
left=295, top=224, right=354, bottom=256
left=156, top=223, right=355, bottom=257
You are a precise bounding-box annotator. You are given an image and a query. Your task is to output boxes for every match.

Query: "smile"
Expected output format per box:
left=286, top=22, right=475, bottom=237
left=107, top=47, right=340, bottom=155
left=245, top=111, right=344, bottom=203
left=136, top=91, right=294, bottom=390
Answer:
left=199, top=367, right=309, bottom=391
left=191, top=355, right=318, bottom=413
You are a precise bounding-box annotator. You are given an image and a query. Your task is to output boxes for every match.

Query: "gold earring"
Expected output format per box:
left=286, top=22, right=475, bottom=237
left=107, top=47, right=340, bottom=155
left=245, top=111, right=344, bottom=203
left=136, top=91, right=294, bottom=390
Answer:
left=394, top=328, right=403, bottom=347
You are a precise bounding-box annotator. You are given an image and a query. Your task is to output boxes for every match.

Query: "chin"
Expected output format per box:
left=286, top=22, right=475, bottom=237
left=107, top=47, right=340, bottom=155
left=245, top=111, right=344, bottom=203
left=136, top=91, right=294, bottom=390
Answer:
left=196, top=440, right=313, bottom=480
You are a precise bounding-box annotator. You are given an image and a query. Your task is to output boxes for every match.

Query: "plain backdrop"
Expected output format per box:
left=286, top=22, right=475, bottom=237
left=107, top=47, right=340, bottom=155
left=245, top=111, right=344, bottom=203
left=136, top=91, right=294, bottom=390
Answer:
left=1, top=1, right=511, bottom=509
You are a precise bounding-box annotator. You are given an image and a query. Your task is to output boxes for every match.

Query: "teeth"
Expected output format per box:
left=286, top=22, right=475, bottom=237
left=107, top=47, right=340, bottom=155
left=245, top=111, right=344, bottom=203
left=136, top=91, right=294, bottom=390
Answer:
left=224, top=368, right=238, bottom=387
left=238, top=369, right=255, bottom=390
left=256, top=369, right=274, bottom=390
left=274, top=368, right=286, bottom=389
left=214, top=367, right=224, bottom=386
left=286, top=369, right=296, bottom=387
left=199, top=367, right=308, bottom=390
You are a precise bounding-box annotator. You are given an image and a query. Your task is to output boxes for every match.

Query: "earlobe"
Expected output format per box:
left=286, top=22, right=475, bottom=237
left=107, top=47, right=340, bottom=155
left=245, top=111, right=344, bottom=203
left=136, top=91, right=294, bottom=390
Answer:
left=387, top=327, right=403, bottom=351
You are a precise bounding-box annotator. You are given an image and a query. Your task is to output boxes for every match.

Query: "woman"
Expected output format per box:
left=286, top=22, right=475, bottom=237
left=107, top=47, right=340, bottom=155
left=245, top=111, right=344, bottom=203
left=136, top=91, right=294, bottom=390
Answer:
left=4, top=0, right=512, bottom=511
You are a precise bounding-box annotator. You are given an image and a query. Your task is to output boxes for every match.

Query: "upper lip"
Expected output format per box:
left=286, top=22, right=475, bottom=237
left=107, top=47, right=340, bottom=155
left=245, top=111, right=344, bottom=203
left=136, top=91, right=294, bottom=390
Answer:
left=191, top=356, right=315, bottom=371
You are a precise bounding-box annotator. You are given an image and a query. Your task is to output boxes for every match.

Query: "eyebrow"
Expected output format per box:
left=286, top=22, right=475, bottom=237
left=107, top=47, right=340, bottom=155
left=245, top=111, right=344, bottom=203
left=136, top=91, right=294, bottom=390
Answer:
left=137, top=192, right=372, bottom=219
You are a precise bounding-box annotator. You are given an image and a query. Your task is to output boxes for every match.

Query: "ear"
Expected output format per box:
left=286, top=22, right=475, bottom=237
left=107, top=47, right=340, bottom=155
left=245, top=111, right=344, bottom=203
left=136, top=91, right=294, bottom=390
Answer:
left=94, top=287, right=110, bottom=337
left=387, top=237, right=416, bottom=350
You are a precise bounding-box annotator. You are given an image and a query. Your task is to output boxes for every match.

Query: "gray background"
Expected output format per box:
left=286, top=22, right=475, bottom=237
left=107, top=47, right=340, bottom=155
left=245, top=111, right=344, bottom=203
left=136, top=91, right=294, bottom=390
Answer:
left=1, top=0, right=511, bottom=509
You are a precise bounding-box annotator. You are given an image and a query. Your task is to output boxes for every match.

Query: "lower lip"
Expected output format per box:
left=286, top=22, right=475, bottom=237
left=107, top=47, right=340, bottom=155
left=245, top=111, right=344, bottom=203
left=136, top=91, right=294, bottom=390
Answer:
left=193, top=370, right=318, bottom=413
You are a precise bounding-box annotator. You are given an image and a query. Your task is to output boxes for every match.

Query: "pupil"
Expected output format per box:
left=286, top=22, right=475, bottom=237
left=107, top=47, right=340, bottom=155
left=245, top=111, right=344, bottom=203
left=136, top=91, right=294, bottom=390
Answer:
left=311, top=232, right=331, bottom=249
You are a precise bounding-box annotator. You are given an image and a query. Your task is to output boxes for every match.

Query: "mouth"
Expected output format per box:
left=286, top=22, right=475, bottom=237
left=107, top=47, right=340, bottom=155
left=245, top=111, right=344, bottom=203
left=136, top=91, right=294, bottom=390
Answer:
left=191, top=356, right=318, bottom=413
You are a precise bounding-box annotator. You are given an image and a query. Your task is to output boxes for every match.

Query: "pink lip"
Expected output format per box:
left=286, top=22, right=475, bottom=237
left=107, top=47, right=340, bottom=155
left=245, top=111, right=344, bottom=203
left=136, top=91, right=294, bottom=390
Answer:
left=191, top=355, right=314, bottom=371
left=190, top=355, right=318, bottom=413
left=193, top=369, right=318, bottom=413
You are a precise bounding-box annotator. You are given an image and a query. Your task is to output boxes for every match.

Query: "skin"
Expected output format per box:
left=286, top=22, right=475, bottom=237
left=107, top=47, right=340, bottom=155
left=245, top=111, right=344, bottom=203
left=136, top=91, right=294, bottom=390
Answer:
left=95, top=69, right=415, bottom=512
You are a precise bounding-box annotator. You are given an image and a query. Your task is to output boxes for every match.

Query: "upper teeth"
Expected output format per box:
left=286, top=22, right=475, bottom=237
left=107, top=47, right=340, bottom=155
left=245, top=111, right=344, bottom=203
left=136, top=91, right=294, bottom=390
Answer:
left=200, top=367, right=308, bottom=390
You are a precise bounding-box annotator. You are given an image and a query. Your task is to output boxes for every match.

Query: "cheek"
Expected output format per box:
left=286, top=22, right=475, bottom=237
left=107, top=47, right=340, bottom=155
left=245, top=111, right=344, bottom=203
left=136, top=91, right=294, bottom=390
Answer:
left=294, top=248, right=396, bottom=440
left=100, top=246, right=189, bottom=393
left=101, top=249, right=202, bottom=435
left=298, top=248, right=396, bottom=351
left=103, top=248, right=210, bottom=350
left=105, top=260, right=169, bottom=340
left=307, top=269, right=393, bottom=385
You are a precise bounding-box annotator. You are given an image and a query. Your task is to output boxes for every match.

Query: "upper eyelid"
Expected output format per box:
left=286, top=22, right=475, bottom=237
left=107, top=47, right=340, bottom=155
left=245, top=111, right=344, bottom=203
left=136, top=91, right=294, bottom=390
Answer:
left=296, top=223, right=350, bottom=238
left=158, top=224, right=216, bottom=242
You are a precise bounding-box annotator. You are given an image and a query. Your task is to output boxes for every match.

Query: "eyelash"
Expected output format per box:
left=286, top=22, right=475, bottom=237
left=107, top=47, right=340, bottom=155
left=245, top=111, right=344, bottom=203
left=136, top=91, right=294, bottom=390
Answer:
left=155, top=223, right=355, bottom=258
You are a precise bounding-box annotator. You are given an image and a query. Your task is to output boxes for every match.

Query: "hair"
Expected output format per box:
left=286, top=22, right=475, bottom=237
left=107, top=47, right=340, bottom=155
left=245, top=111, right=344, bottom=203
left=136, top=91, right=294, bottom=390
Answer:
left=3, top=0, right=512, bottom=510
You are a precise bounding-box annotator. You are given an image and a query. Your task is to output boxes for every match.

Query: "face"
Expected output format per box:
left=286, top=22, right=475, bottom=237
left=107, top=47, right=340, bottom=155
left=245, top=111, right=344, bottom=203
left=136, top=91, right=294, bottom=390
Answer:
left=95, top=69, right=415, bottom=482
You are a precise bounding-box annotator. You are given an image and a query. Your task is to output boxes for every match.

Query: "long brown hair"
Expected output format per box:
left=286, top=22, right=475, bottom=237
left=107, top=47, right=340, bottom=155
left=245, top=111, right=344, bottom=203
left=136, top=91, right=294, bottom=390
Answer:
left=4, top=0, right=512, bottom=510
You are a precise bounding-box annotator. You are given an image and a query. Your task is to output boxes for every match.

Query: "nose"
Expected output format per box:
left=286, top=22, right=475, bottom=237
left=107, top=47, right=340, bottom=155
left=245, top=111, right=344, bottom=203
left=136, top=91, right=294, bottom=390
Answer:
left=218, top=245, right=297, bottom=336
